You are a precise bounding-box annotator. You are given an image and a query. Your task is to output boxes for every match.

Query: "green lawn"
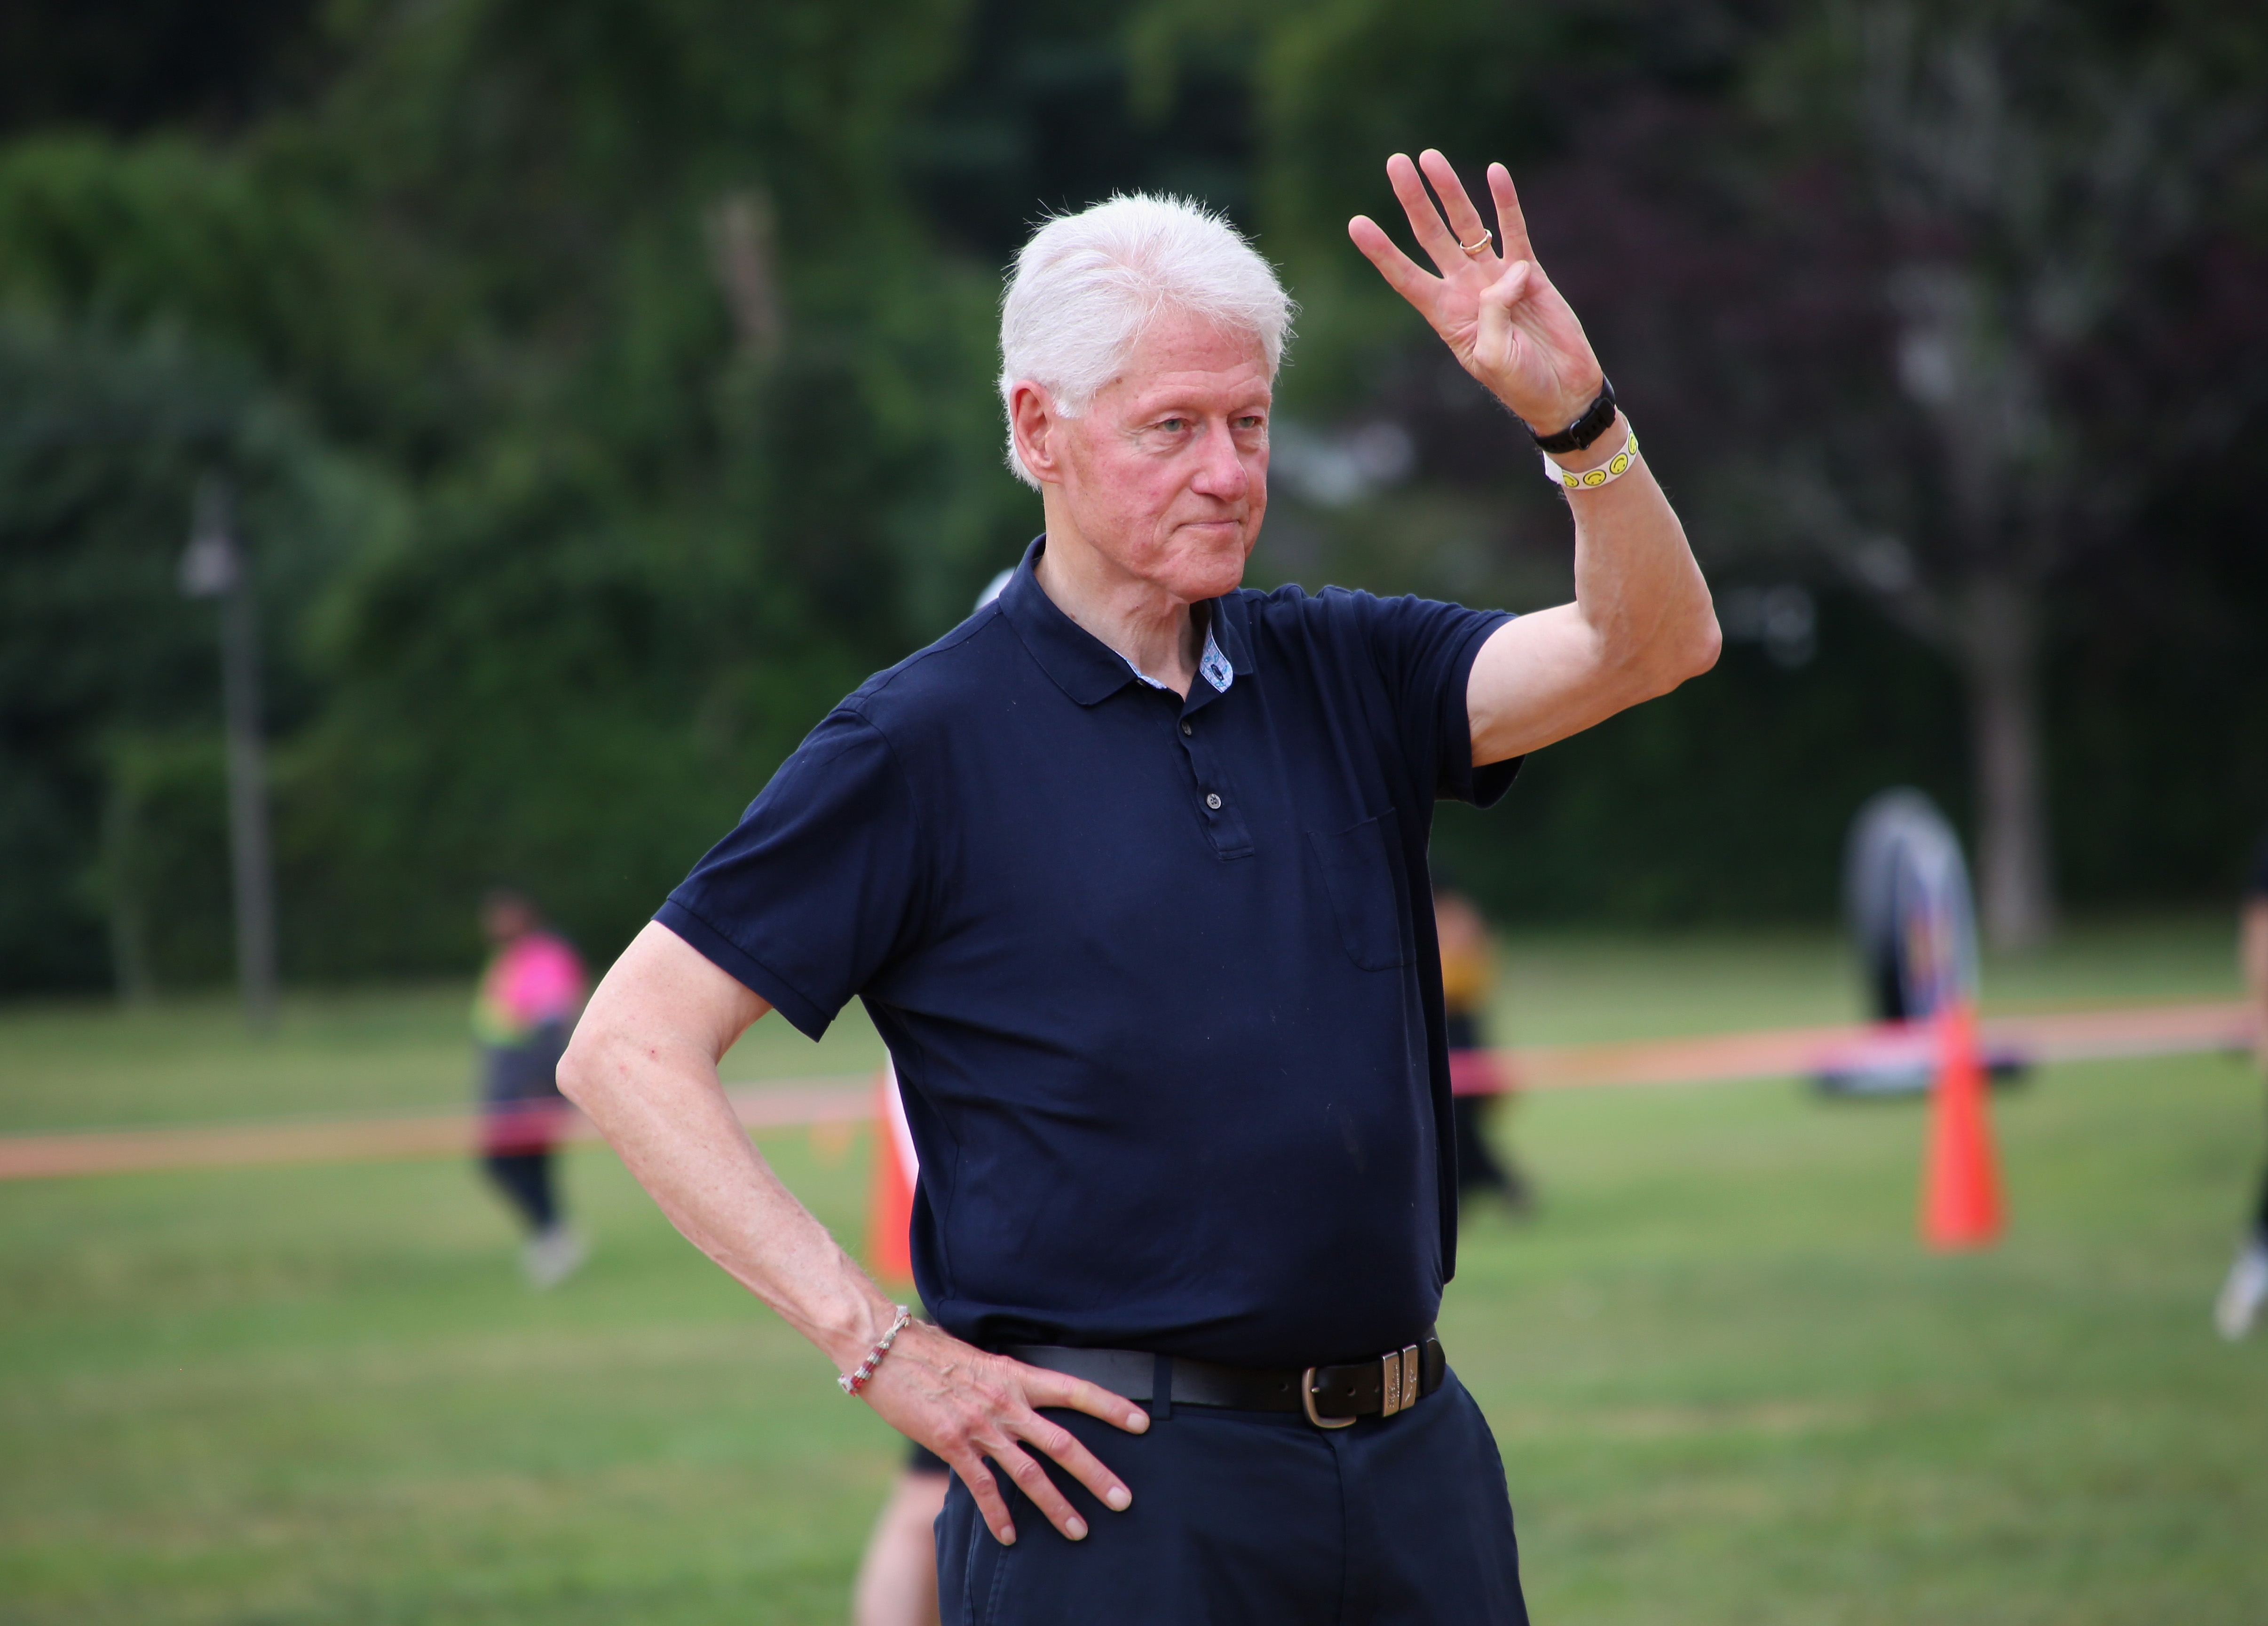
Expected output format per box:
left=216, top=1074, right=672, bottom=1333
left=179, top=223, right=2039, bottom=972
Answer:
left=2, top=919, right=2262, bottom=1624
left=0, top=983, right=888, bottom=1136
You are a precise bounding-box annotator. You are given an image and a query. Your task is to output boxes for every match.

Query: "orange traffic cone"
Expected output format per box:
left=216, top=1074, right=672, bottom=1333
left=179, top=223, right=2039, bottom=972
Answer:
left=1920, top=999, right=2002, bottom=1249
left=864, top=1062, right=918, bottom=1284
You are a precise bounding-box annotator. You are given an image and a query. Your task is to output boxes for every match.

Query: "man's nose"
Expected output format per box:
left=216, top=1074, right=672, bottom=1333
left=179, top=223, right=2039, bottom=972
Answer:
left=1190, top=420, right=1250, bottom=499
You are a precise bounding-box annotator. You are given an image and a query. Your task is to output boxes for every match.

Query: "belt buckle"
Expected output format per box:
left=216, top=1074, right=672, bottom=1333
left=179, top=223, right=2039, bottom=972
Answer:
left=1380, top=1345, right=1421, bottom=1417
left=1304, top=1343, right=1424, bottom=1429
left=1299, top=1367, right=1357, bottom=1430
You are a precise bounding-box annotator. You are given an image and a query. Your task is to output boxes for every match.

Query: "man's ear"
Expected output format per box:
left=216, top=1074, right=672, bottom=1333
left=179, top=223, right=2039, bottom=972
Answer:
left=1009, top=381, right=1065, bottom=486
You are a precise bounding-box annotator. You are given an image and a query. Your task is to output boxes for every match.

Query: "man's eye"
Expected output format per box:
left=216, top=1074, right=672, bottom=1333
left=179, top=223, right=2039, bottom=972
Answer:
left=1156, top=417, right=1190, bottom=433
left=1236, top=416, right=1267, bottom=431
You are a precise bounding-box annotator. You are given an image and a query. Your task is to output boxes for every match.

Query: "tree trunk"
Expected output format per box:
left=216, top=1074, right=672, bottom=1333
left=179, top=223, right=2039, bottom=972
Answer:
left=1952, top=572, right=2056, bottom=950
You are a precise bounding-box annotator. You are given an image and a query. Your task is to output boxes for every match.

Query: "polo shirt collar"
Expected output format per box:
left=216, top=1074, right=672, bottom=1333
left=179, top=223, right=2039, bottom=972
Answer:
left=1205, top=583, right=1256, bottom=680
left=1000, top=535, right=1258, bottom=708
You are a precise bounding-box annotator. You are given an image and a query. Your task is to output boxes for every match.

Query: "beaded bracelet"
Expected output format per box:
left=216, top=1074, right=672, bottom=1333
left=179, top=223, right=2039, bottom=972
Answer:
left=1542, top=426, right=1641, bottom=493
left=838, top=1305, right=912, bottom=1396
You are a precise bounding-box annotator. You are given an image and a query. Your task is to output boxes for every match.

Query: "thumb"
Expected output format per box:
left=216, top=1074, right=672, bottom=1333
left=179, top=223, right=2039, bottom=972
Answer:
left=1474, top=260, right=1532, bottom=364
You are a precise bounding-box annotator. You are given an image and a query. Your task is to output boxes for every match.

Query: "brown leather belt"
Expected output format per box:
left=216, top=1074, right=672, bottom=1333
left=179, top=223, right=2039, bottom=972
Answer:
left=1004, top=1334, right=1446, bottom=1428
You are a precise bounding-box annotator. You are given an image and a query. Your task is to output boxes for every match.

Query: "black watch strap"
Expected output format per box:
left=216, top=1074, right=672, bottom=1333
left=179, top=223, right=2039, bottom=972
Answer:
left=1530, top=376, right=1617, bottom=454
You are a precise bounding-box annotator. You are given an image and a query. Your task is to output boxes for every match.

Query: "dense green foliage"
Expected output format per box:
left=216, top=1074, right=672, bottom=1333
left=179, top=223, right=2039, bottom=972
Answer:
left=0, top=314, right=383, bottom=986
left=2, top=0, right=1029, bottom=985
left=2, top=0, right=2264, bottom=991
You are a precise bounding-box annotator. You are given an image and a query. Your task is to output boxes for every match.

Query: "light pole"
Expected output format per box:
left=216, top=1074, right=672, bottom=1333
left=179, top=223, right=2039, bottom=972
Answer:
left=179, top=476, right=278, bottom=1030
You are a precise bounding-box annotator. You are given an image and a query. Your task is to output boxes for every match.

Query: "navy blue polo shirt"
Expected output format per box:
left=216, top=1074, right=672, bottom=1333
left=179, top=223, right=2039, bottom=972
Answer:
left=659, top=538, right=1517, bottom=1369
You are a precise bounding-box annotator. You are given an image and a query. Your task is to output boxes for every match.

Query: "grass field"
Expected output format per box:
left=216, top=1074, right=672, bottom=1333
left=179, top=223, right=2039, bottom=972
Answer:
left=2, top=918, right=2262, bottom=1624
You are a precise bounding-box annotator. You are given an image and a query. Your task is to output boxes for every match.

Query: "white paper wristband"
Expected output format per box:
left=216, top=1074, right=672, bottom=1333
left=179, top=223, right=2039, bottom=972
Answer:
left=1543, top=426, right=1640, bottom=493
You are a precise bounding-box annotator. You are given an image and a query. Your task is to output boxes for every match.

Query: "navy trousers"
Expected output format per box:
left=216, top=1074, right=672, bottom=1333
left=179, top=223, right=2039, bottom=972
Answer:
left=935, top=1368, right=1528, bottom=1625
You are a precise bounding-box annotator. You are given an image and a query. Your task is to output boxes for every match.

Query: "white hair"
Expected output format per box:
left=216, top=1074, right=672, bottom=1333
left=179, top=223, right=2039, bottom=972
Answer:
left=998, top=193, right=1295, bottom=489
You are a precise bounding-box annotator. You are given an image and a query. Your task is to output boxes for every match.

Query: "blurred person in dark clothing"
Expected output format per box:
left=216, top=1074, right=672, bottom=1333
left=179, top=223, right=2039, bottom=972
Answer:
left=853, top=1442, right=951, bottom=1626
left=1437, top=886, right=1530, bottom=1214
left=474, top=889, right=589, bottom=1288
left=2214, top=835, right=2268, bottom=1340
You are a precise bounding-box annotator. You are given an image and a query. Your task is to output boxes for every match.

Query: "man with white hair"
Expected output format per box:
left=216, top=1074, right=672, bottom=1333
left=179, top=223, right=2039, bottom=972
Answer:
left=560, top=151, right=1718, bottom=1621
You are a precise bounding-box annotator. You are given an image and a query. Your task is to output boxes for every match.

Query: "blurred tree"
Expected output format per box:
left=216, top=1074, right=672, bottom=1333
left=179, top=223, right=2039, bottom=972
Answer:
left=3, top=0, right=2263, bottom=989
left=0, top=313, right=385, bottom=991
left=247, top=0, right=1038, bottom=968
left=0, top=0, right=1059, bottom=985
left=908, top=0, right=1258, bottom=259
left=1147, top=0, right=2268, bottom=940
left=1743, top=0, right=2268, bottom=945
left=0, top=0, right=333, bottom=138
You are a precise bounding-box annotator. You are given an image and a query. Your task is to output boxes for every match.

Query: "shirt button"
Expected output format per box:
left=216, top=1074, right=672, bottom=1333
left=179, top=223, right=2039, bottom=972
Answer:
left=1205, top=793, right=1223, bottom=810
left=1180, top=721, right=1193, bottom=736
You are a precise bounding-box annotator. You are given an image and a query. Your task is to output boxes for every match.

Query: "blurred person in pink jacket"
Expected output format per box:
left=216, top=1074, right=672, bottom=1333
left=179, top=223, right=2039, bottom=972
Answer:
left=2216, top=836, right=2268, bottom=1340
left=474, top=889, right=589, bottom=1287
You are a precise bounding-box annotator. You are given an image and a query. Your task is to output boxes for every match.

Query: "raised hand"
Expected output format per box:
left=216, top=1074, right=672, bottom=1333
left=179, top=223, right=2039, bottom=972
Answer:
left=1348, top=150, right=1604, bottom=438
left=859, top=1320, right=1150, bottom=1547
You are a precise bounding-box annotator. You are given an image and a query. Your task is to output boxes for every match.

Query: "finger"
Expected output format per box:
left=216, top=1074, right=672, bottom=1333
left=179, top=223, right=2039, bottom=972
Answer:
left=950, top=1450, right=1020, bottom=1547
left=1348, top=214, right=1443, bottom=315
left=1486, top=163, right=1536, bottom=268
left=1015, top=1404, right=1136, bottom=1513
left=1384, top=151, right=1468, bottom=276
left=990, top=1438, right=1093, bottom=1542
left=1019, top=1367, right=1151, bottom=1436
left=1418, top=149, right=1493, bottom=261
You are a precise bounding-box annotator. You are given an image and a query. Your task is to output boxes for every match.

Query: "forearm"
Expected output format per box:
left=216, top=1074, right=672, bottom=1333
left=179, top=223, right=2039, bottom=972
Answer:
left=566, top=1032, right=894, bottom=1366
left=1467, top=413, right=1719, bottom=762
left=1556, top=411, right=1717, bottom=686
left=556, top=926, right=899, bottom=1372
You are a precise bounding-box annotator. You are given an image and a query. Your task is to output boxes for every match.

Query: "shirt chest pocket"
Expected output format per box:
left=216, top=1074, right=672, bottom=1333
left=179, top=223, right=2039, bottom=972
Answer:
left=1306, top=808, right=1414, bottom=972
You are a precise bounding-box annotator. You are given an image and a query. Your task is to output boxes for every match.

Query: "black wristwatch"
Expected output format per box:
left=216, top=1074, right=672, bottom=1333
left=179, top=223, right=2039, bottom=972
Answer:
left=1529, top=376, right=1617, bottom=455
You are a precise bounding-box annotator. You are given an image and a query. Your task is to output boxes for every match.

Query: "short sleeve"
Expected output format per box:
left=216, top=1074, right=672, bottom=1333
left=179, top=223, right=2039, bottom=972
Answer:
left=1346, top=592, right=1519, bottom=808
left=656, top=708, right=925, bottom=1039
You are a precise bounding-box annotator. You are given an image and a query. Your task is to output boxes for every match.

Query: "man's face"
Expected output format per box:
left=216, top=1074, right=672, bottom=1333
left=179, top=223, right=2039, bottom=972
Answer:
left=1047, top=309, right=1271, bottom=602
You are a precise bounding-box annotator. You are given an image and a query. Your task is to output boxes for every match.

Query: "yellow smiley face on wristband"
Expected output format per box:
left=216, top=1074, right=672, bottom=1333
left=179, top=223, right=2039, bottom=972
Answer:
left=1549, top=430, right=1640, bottom=492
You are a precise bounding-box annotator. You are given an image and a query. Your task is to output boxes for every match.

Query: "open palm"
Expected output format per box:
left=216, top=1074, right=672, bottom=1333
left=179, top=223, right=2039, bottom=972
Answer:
left=1349, top=151, right=1604, bottom=436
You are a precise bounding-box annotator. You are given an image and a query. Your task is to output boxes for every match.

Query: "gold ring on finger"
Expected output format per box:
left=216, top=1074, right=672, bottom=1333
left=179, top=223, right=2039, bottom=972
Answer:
left=1459, top=228, right=1493, bottom=256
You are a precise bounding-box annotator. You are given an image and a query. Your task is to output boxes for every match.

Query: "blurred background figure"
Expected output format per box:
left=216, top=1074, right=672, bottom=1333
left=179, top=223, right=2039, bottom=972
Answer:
left=1846, top=790, right=1978, bottom=1030
left=850, top=1444, right=949, bottom=1626
left=1816, top=789, right=2028, bottom=1096
left=2214, top=834, right=2268, bottom=1340
left=473, top=888, right=588, bottom=1288
left=1437, top=884, right=1530, bottom=1214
